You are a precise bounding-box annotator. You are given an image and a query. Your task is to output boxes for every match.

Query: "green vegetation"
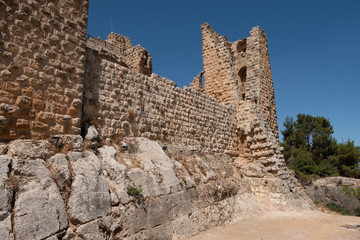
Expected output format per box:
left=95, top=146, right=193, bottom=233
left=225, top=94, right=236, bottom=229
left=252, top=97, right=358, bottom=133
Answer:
left=325, top=202, right=360, bottom=216
left=126, top=185, right=142, bottom=196
left=128, top=143, right=139, bottom=154
left=342, top=186, right=360, bottom=200
left=281, top=114, right=360, bottom=179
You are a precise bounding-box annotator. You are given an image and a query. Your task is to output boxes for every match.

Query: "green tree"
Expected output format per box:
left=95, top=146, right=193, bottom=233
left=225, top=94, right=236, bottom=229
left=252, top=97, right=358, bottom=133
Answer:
left=281, top=114, right=360, bottom=179
left=336, top=140, right=360, bottom=178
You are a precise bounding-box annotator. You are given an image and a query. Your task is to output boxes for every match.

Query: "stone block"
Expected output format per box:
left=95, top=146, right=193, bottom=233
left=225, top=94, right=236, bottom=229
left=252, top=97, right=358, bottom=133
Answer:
left=15, top=95, right=32, bottom=108
left=32, top=99, right=46, bottom=110
left=4, top=81, right=20, bottom=94
left=37, top=111, right=55, bottom=122
left=15, top=119, right=29, bottom=130
left=32, top=121, right=49, bottom=132
left=0, top=91, right=16, bottom=105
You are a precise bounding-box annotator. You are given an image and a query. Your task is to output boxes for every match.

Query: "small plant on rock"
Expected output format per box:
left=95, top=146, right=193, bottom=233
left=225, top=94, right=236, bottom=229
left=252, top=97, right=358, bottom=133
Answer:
left=126, top=185, right=142, bottom=196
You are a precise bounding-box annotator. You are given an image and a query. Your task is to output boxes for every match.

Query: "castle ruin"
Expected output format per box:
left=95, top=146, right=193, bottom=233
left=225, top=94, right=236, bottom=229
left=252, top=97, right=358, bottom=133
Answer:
left=0, top=1, right=313, bottom=239
left=1, top=0, right=282, bottom=168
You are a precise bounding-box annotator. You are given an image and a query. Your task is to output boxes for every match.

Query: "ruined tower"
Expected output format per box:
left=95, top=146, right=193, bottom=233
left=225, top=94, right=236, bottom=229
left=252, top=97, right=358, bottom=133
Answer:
left=201, top=23, right=279, bottom=140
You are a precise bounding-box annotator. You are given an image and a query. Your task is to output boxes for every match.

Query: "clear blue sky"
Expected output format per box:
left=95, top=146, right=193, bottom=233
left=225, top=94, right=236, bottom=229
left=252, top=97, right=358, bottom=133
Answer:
left=88, top=0, right=360, bottom=146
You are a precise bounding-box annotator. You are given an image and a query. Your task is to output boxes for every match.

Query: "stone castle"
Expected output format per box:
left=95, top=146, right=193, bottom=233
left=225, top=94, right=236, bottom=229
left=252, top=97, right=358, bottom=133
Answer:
left=1, top=0, right=281, bottom=166
left=0, top=1, right=313, bottom=239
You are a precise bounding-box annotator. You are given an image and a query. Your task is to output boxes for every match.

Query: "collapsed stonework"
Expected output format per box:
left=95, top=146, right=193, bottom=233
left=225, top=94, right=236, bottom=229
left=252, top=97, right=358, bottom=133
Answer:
left=0, top=1, right=315, bottom=240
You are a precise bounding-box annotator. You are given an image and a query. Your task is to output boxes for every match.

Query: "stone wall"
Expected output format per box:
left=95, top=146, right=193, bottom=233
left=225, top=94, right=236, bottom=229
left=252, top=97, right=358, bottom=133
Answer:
left=246, top=27, right=279, bottom=139
left=124, top=45, right=152, bottom=76
left=201, top=23, right=241, bottom=105
left=106, top=32, right=132, bottom=51
left=0, top=0, right=89, bottom=140
left=87, top=34, right=152, bottom=76
left=84, top=48, right=240, bottom=156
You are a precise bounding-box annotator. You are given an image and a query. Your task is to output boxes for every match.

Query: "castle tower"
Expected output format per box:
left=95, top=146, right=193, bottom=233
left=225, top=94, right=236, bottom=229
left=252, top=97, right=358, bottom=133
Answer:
left=246, top=26, right=278, bottom=139
left=201, top=23, right=241, bottom=105
left=201, top=24, right=279, bottom=140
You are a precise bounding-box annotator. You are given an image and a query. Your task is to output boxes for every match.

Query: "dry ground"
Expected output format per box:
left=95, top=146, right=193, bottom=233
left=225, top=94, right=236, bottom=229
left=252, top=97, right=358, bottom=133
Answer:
left=185, top=210, right=360, bottom=240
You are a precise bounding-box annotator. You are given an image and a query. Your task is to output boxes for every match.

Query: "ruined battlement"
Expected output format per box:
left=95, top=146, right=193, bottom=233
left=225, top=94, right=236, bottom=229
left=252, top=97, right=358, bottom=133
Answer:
left=86, top=33, right=152, bottom=76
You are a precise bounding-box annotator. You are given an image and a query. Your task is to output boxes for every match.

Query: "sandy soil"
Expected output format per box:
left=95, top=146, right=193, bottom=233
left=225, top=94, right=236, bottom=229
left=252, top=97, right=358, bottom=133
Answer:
left=185, top=210, right=360, bottom=240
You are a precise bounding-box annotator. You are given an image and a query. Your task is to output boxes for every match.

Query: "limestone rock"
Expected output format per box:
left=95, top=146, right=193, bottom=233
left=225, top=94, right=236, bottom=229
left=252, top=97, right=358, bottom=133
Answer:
left=45, top=235, right=59, bottom=240
left=85, top=125, right=99, bottom=141
left=127, top=168, right=161, bottom=197
left=76, top=218, right=110, bottom=240
left=67, top=151, right=111, bottom=224
left=62, top=228, right=76, bottom=240
left=47, top=154, right=71, bottom=193
left=98, top=146, right=129, bottom=204
left=0, top=156, right=13, bottom=240
left=0, top=155, right=12, bottom=221
left=134, top=138, right=181, bottom=195
left=12, top=156, right=68, bottom=240
left=0, top=216, right=13, bottom=240
left=242, top=162, right=264, bottom=178
left=51, top=135, right=84, bottom=152
left=9, top=140, right=50, bottom=159
left=305, top=177, right=360, bottom=210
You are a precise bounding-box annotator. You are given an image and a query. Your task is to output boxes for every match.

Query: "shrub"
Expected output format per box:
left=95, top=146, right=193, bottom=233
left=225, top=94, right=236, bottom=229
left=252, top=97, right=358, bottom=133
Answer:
left=342, top=186, right=360, bottom=200
left=326, top=202, right=360, bottom=216
left=126, top=185, right=142, bottom=196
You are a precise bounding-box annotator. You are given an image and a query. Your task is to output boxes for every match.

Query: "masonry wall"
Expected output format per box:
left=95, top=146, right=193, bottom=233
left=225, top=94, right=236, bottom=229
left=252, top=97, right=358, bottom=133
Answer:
left=246, top=27, right=278, bottom=139
left=201, top=23, right=241, bottom=105
left=84, top=48, right=240, bottom=155
left=0, top=0, right=89, bottom=140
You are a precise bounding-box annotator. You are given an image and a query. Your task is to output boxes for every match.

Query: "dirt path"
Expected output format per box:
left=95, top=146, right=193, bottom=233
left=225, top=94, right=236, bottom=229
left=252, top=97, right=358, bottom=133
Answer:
left=185, top=210, right=360, bottom=240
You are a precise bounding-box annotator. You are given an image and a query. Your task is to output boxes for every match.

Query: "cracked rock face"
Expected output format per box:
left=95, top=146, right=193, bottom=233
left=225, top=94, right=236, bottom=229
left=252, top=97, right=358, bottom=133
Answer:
left=12, top=157, right=68, bottom=240
left=67, top=151, right=111, bottom=224
left=0, top=155, right=13, bottom=240
left=0, top=137, right=313, bottom=240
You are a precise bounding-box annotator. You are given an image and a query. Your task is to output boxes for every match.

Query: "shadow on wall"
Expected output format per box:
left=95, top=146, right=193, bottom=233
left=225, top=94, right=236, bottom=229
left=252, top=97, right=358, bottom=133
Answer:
left=82, top=48, right=101, bottom=137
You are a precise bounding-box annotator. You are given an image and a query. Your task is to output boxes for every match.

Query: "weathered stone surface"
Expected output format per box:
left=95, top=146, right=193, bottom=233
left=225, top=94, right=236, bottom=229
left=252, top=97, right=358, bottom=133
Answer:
left=250, top=178, right=314, bottom=210
left=62, top=228, right=76, bottom=240
left=0, top=155, right=12, bottom=221
left=75, top=218, right=111, bottom=240
left=242, top=162, right=264, bottom=178
left=98, top=146, right=129, bottom=204
left=67, top=151, right=111, bottom=224
left=85, top=125, right=99, bottom=141
left=0, top=137, right=316, bottom=240
left=305, top=177, right=360, bottom=210
left=50, top=135, right=84, bottom=152
left=9, top=140, right=50, bottom=159
left=0, top=0, right=88, bottom=140
left=12, top=157, right=67, bottom=240
left=45, top=235, right=58, bottom=240
left=47, top=154, right=71, bottom=193
left=0, top=216, right=13, bottom=240
left=0, top=156, right=13, bottom=240
left=132, top=138, right=182, bottom=196
left=127, top=168, right=161, bottom=198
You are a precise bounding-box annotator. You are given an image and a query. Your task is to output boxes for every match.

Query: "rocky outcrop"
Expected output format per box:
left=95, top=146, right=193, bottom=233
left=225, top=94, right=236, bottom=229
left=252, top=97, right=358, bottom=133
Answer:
left=0, top=155, right=13, bottom=240
left=9, top=140, right=68, bottom=240
left=304, top=177, right=360, bottom=210
left=0, top=136, right=313, bottom=240
left=67, top=151, right=111, bottom=224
